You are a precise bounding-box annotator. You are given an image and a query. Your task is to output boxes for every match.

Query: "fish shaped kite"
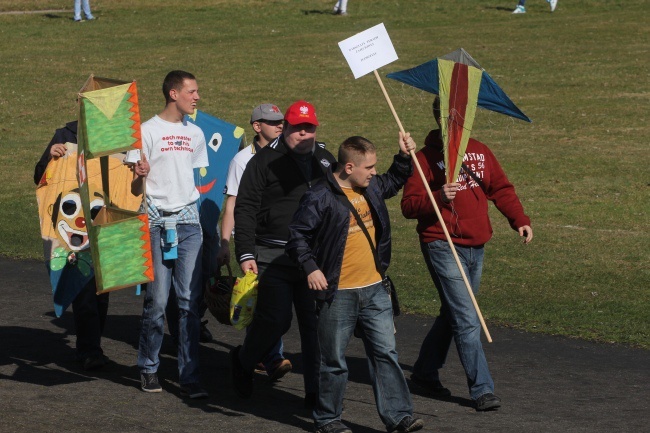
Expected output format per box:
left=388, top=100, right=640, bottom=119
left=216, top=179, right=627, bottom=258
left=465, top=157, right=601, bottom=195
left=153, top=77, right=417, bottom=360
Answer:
left=186, top=110, right=245, bottom=239
left=387, top=48, right=531, bottom=184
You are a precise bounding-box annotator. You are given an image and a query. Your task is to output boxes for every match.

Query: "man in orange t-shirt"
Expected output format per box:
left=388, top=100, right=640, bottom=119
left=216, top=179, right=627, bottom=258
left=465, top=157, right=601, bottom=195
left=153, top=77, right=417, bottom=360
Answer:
left=286, top=134, right=423, bottom=433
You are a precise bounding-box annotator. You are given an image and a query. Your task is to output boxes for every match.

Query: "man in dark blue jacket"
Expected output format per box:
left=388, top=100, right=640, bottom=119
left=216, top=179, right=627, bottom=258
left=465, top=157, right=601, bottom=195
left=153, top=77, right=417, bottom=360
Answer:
left=286, top=134, right=424, bottom=433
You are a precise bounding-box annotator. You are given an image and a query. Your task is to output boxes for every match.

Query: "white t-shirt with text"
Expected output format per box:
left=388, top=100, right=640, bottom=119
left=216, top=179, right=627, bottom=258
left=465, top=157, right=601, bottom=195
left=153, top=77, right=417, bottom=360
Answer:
left=126, top=115, right=208, bottom=212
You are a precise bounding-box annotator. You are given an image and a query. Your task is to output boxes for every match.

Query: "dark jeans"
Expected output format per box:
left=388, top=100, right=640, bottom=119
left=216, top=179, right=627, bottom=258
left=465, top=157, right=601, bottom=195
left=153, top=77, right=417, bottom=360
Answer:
left=238, top=255, right=319, bottom=394
left=314, top=283, right=413, bottom=429
left=73, top=277, right=109, bottom=360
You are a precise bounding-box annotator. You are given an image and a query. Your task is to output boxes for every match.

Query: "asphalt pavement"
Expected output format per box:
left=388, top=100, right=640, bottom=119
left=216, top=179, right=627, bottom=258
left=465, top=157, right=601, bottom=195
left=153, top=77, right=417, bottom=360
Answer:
left=1, top=258, right=648, bottom=432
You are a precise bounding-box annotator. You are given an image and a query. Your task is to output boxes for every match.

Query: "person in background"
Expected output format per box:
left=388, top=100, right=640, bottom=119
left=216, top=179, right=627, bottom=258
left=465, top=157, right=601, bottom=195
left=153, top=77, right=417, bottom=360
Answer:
left=332, top=0, right=349, bottom=16
left=217, top=103, right=292, bottom=381
left=74, top=0, right=95, bottom=22
left=513, top=0, right=558, bottom=14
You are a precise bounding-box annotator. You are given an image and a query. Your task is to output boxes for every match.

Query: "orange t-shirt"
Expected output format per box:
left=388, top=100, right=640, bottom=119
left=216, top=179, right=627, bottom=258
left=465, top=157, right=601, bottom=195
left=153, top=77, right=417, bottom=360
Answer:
left=338, top=187, right=383, bottom=290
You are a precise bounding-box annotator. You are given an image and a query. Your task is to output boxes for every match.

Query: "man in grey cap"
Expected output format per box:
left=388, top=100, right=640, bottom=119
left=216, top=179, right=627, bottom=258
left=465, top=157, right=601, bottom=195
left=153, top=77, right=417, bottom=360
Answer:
left=217, top=103, right=291, bottom=381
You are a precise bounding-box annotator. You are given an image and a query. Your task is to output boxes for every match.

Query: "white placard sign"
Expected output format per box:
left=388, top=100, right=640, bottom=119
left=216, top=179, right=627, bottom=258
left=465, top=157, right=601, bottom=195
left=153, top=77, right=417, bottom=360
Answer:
left=338, top=23, right=399, bottom=79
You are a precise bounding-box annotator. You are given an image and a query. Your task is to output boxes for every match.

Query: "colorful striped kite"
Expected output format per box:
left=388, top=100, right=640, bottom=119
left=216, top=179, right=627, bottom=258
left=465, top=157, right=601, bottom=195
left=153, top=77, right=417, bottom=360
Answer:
left=387, top=48, right=531, bottom=184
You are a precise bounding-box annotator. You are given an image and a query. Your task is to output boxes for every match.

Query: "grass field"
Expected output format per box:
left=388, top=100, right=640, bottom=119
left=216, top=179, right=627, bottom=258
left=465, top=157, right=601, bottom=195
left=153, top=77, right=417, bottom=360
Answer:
left=0, top=0, right=647, bottom=347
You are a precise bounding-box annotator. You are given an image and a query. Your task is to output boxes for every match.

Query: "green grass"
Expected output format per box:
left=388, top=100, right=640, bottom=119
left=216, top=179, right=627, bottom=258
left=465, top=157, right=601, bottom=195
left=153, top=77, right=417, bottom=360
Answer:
left=0, top=0, right=648, bottom=347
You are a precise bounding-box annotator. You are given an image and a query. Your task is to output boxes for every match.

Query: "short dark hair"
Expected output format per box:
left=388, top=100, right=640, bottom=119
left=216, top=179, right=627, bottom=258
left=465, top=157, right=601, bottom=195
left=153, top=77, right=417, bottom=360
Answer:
left=432, top=96, right=441, bottom=121
left=338, top=136, right=377, bottom=165
left=162, top=70, right=196, bottom=103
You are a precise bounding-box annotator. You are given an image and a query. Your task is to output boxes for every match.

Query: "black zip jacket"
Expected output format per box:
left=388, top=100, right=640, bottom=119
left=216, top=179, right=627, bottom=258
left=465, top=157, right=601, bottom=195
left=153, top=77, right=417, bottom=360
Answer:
left=285, top=152, right=413, bottom=300
left=234, top=134, right=336, bottom=264
left=34, top=121, right=78, bottom=185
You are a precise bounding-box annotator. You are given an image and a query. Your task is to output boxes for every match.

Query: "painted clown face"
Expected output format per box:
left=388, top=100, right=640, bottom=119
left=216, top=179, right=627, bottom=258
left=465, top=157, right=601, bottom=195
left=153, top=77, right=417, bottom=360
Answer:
left=52, top=186, right=104, bottom=252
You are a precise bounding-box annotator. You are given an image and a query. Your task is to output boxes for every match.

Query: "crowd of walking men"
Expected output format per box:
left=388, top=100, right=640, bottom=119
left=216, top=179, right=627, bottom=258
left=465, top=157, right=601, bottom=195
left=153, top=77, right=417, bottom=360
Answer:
left=35, top=70, right=533, bottom=433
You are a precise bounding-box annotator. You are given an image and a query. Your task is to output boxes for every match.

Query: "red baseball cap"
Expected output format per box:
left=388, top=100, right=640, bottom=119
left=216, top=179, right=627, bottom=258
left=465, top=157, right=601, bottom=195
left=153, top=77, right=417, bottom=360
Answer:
left=284, top=100, right=319, bottom=126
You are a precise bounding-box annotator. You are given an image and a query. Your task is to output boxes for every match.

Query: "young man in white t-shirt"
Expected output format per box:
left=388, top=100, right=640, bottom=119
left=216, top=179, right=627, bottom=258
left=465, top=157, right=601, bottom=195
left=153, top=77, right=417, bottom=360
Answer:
left=128, top=70, right=209, bottom=399
left=217, top=103, right=292, bottom=381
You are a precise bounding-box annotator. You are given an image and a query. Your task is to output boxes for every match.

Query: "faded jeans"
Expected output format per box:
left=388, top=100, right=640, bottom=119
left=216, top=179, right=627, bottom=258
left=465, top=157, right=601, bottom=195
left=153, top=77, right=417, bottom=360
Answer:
left=413, top=240, right=494, bottom=400
left=137, top=224, right=203, bottom=385
left=314, top=283, right=413, bottom=429
left=74, top=0, right=94, bottom=20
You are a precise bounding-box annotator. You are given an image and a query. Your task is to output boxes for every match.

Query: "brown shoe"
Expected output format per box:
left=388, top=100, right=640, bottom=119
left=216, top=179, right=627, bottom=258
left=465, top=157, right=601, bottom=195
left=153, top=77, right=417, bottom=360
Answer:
left=268, top=359, right=292, bottom=382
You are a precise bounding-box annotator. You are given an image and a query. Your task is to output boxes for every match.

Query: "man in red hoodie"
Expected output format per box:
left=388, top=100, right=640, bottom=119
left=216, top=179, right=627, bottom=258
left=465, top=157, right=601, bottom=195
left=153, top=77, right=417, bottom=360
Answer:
left=401, top=97, right=533, bottom=412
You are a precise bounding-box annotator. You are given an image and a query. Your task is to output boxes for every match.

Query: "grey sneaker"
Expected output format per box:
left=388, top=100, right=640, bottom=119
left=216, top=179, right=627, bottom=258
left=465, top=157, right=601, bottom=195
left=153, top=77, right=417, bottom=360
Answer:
left=180, top=383, right=209, bottom=399
left=388, top=416, right=424, bottom=432
left=140, top=372, right=162, bottom=393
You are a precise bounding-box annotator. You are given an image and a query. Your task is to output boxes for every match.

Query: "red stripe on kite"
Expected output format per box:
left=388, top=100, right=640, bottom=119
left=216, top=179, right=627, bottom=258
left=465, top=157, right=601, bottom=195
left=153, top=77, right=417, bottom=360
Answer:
left=447, top=63, right=469, bottom=183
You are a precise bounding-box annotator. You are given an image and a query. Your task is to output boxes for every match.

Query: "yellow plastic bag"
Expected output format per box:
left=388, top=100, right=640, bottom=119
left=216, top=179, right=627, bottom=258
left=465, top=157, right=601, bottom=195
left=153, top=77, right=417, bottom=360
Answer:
left=230, top=270, right=258, bottom=330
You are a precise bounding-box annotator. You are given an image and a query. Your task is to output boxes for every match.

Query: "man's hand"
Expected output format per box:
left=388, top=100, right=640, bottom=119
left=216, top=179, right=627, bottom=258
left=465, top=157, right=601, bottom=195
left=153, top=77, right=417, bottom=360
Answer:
left=134, top=153, right=150, bottom=177
left=307, top=270, right=328, bottom=291
left=518, top=225, right=533, bottom=244
left=240, top=259, right=258, bottom=275
left=398, top=131, right=416, bottom=155
left=441, top=183, right=460, bottom=203
left=50, top=143, right=67, bottom=158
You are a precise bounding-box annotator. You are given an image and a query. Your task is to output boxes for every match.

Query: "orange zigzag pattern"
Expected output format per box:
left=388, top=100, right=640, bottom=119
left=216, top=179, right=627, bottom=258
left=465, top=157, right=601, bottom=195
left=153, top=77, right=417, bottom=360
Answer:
left=128, top=82, right=142, bottom=150
left=138, top=213, right=154, bottom=281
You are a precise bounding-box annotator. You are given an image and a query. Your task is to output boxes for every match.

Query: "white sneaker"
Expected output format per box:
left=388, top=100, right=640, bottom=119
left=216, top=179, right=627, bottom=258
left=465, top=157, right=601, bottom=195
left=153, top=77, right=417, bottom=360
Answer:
left=512, top=5, right=526, bottom=14
left=548, top=0, right=558, bottom=12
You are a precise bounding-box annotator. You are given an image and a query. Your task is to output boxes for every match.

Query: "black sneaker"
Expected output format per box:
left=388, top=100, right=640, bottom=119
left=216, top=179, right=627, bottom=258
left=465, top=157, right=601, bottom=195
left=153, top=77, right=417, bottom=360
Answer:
left=82, top=354, right=108, bottom=371
left=388, top=416, right=424, bottom=432
left=230, top=346, right=253, bottom=398
left=410, top=373, right=451, bottom=397
left=475, top=393, right=501, bottom=411
left=315, top=420, right=353, bottom=433
left=180, top=382, right=209, bottom=399
left=200, top=320, right=213, bottom=343
left=140, top=372, right=162, bottom=393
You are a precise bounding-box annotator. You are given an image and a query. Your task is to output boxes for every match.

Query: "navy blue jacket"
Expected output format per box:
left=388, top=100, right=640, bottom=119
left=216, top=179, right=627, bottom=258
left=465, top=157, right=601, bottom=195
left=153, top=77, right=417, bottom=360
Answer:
left=286, top=152, right=412, bottom=300
left=34, top=121, right=78, bottom=185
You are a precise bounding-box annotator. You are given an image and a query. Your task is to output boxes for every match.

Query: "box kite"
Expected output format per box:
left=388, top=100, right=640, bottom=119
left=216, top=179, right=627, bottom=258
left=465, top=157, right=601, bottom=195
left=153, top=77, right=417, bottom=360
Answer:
left=36, top=143, right=143, bottom=316
left=76, top=75, right=154, bottom=294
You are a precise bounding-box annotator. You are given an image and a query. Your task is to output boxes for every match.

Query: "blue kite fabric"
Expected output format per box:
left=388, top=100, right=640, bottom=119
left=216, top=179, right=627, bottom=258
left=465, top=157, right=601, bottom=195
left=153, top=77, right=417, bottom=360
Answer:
left=386, top=48, right=531, bottom=123
left=186, top=110, right=245, bottom=238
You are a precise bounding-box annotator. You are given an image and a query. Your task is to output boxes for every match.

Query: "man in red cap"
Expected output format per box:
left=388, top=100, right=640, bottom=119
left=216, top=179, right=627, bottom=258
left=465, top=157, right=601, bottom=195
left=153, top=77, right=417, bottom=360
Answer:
left=231, top=101, right=336, bottom=407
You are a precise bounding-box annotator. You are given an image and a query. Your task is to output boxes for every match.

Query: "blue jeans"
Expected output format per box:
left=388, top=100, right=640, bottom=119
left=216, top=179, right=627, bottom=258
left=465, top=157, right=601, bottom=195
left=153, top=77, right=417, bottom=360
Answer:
left=314, top=283, right=413, bottom=429
left=138, top=224, right=203, bottom=385
left=74, top=0, right=94, bottom=20
left=413, top=240, right=493, bottom=400
left=238, top=253, right=319, bottom=394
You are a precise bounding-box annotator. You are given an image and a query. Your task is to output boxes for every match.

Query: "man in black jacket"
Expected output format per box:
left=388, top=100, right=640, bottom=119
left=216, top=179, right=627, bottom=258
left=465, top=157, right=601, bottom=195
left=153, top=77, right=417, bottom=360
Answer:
left=231, top=101, right=336, bottom=406
left=34, top=121, right=110, bottom=371
left=285, top=135, right=423, bottom=433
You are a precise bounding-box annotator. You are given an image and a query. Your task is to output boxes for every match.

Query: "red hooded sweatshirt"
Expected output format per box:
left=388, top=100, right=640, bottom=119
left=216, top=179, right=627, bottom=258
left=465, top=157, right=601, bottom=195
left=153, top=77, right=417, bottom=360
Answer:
left=401, top=130, right=530, bottom=246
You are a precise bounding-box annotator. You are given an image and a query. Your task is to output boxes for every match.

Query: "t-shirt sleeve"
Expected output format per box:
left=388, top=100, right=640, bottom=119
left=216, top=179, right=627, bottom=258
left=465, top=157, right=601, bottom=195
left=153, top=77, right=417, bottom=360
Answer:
left=192, top=132, right=209, bottom=169
left=224, top=158, right=245, bottom=197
